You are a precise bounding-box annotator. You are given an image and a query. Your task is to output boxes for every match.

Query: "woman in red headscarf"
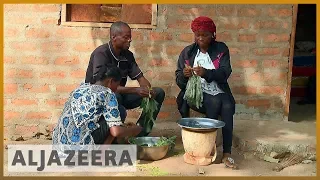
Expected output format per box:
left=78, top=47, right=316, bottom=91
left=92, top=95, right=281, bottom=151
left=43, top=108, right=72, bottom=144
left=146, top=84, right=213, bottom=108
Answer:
left=175, top=16, right=237, bottom=169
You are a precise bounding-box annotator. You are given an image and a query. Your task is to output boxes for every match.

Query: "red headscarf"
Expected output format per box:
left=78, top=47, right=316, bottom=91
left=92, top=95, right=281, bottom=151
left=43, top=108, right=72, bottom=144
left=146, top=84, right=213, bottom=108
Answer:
left=191, top=16, right=216, bottom=40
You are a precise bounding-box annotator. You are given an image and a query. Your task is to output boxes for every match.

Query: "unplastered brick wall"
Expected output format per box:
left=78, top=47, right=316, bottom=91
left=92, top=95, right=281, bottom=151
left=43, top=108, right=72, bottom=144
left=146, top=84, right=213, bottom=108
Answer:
left=3, top=4, right=293, bottom=139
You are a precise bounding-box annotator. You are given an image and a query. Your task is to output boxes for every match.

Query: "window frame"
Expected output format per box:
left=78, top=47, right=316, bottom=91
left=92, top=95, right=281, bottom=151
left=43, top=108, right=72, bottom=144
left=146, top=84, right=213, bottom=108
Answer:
left=60, top=4, right=158, bottom=29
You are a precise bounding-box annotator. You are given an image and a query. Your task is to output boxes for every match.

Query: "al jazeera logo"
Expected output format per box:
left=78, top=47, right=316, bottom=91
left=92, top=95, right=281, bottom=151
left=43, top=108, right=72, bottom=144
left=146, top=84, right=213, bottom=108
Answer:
left=7, top=145, right=137, bottom=172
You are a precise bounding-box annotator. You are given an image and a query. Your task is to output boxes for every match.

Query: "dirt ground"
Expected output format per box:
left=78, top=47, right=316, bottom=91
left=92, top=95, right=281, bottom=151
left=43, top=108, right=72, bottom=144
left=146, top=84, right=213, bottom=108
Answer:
left=3, top=97, right=317, bottom=176
left=3, top=137, right=316, bottom=177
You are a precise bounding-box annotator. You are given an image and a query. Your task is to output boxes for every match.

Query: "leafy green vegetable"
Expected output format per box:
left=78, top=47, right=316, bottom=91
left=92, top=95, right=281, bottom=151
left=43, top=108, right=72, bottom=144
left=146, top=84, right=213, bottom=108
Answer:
left=139, top=86, right=159, bottom=133
left=128, top=136, right=177, bottom=149
left=154, top=136, right=176, bottom=147
left=184, top=74, right=203, bottom=109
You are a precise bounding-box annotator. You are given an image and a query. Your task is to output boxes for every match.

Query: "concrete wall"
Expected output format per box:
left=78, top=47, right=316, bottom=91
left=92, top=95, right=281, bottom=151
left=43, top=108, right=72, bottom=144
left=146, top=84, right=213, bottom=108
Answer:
left=3, top=4, right=294, bottom=139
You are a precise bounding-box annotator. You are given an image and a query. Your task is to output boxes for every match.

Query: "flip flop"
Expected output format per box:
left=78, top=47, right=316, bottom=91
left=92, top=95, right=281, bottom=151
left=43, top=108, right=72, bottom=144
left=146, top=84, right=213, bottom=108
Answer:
left=222, top=157, right=239, bottom=170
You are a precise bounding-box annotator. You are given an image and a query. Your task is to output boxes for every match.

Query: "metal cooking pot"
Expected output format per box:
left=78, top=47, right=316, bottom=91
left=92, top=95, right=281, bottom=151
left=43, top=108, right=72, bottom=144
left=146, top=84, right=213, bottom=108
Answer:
left=128, top=137, right=169, bottom=161
left=177, top=117, right=225, bottom=132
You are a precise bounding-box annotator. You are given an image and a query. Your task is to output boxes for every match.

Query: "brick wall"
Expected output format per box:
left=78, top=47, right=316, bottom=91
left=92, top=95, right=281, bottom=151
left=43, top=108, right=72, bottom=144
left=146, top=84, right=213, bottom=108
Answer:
left=3, top=4, right=294, bottom=139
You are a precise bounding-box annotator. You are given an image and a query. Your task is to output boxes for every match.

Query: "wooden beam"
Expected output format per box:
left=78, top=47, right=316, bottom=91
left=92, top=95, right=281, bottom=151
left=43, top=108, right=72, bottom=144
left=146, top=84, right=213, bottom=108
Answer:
left=60, top=3, right=157, bottom=29
left=61, top=21, right=156, bottom=29
left=284, top=4, right=299, bottom=120
left=151, top=4, right=158, bottom=26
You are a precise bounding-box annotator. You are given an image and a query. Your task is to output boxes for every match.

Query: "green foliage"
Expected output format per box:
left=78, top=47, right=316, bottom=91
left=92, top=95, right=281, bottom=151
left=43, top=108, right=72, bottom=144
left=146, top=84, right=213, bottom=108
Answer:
left=183, top=74, right=203, bottom=109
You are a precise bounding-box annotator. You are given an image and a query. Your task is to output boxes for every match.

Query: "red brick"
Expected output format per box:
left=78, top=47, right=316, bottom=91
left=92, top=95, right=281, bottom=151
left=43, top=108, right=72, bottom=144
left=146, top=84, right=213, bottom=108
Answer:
left=246, top=99, right=271, bottom=108
left=90, top=28, right=110, bottom=39
left=262, top=60, right=288, bottom=68
left=71, top=69, right=86, bottom=78
left=6, top=69, right=33, bottom=78
left=25, top=112, right=52, bottom=119
left=254, top=20, right=282, bottom=29
left=268, top=8, right=292, bottom=17
left=216, top=6, right=236, bottom=16
left=135, top=58, right=143, bottom=66
left=74, top=42, right=96, bottom=52
left=238, top=8, right=261, bottom=17
left=282, top=22, right=290, bottom=29
left=155, top=72, right=175, bottom=81
left=6, top=17, right=37, bottom=25
left=4, top=111, right=20, bottom=120
left=22, top=56, right=49, bottom=65
left=41, top=17, right=58, bottom=25
left=167, top=20, right=190, bottom=29
left=260, top=86, right=285, bottom=95
left=40, top=71, right=66, bottom=78
left=10, top=42, right=37, bottom=51
left=158, top=112, right=171, bottom=119
left=33, top=4, right=60, bottom=12
left=41, top=42, right=67, bottom=52
left=15, top=125, right=39, bottom=136
left=249, top=72, right=272, bottom=81
left=12, top=99, right=38, bottom=106
left=4, top=84, right=18, bottom=94
left=132, top=31, right=143, bottom=41
left=56, top=84, right=79, bottom=92
left=254, top=48, right=281, bottom=56
left=144, top=70, right=157, bottom=79
left=229, top=73, right=243, bottom=82
left=23, top=84, right=50, bottom=93
left=148, top=46, right=162, bottom=54
left=282, top=48, right=290, bottom=57
left=220, top=19, right=249, bottom=29
left=5, top=28, right=19, bottom=37
left=149, top=32, right=173, bottom=41
left=232, top=86, right=257, bottom=95
left=232, top=60, right=258, bottom=68
left=263, top=34, right=290, bottom=42
left=238, top=34, right=257, bottom=42
left=179, top=33, right=194, bottom=42
left=234, top=97, right=247, bottom=104
left=46, top=98, right=68, bottom=107
left=4, top=4, right=33, bottom=12
left=166, top=46, right=184, bottom=56
left=164, top=97, right=177, bottom=105
left=4, top=56, right=16, bottom=64
left=280, top=72, right=288, bottom=79
left=229, top=48, right=241, bottom=55
left=54, top=56, right=80, bottom=65
left=56, top=28, right=80, bottom=38
left=25, top=28, right=50, bottom=38
left=149, top=59, right=170, bottom=66
left=176, top=7, right=204, bottom=15
left=216, top=32, right=233, bottom=42
left=169, top=85, right=180, bottom=97
left=131, top=43, right=149, bottom=55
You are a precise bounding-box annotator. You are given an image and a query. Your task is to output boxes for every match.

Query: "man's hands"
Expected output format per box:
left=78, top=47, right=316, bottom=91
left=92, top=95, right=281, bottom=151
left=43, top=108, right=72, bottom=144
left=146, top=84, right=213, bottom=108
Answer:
left=135, top=87, right=156, bottom=98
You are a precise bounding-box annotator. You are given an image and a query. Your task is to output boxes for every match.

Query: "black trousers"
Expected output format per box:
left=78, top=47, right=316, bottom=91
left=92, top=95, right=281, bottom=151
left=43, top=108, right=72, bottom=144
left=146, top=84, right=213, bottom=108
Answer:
left=177, top=91, right=235, bottom=154
left=115, top=87, right=166, bottom=137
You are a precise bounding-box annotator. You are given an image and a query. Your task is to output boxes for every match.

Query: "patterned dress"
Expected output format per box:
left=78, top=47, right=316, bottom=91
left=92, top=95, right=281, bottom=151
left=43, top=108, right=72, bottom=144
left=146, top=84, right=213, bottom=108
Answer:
left=52, top=83, right=123, bottom=147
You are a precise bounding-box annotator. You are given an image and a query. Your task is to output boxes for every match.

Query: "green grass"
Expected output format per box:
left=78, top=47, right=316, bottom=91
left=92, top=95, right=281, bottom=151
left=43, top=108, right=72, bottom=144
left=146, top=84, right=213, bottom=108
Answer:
left=137, top=164, right=170, bottom=176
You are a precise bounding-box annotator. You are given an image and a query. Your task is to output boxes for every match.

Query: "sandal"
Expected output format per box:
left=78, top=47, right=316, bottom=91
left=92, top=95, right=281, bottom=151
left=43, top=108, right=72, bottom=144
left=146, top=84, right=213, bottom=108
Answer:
left=222, top=156, right=239, bottom=170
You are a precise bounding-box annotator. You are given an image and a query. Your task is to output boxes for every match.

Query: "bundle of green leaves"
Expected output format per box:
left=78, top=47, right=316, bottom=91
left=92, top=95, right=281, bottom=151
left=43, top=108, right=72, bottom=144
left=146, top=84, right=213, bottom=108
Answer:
left=139, top=87, right=159, bottom=133
left=183, top=73, right=203, bottom=109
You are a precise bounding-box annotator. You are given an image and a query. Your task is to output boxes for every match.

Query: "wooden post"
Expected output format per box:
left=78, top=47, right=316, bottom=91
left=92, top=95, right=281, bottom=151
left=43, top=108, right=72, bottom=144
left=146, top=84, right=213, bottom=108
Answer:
left=284, top=4, right=299, bottom=120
